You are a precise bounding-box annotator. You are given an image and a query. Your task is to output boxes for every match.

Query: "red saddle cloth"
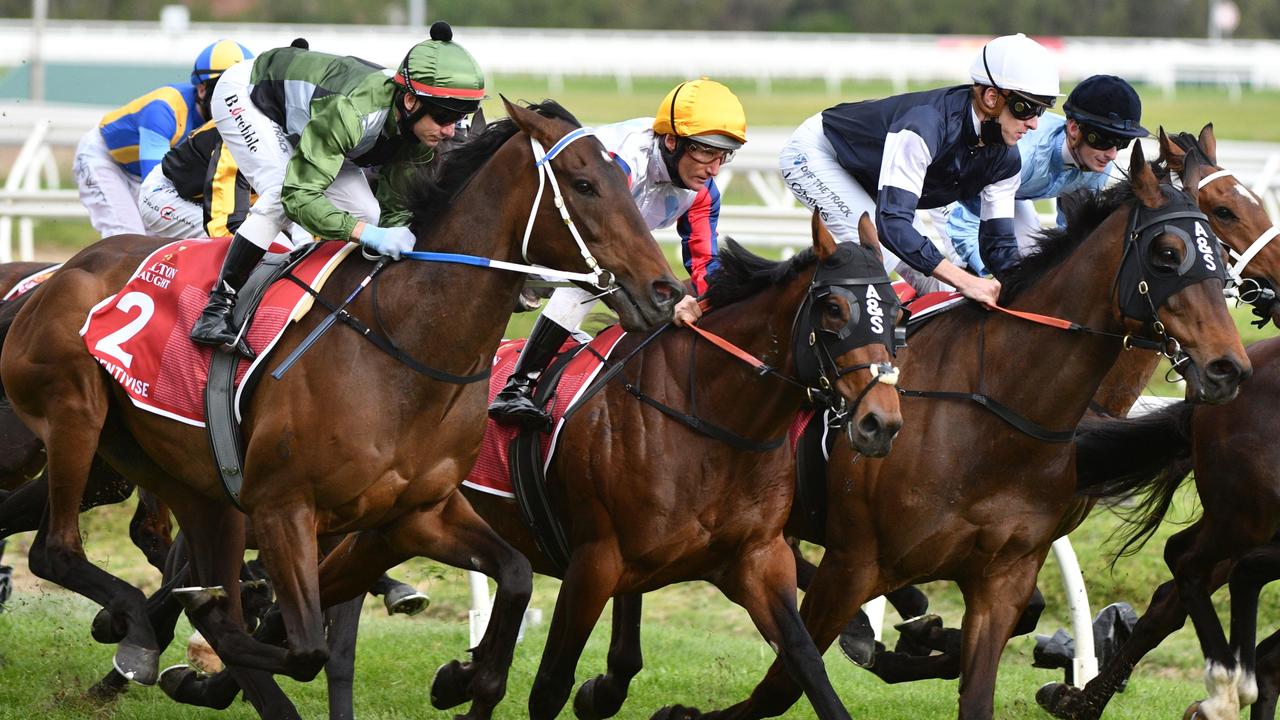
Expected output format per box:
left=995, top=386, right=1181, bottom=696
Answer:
left=80, top=237, right=353, bottom=427
left=893, top=280, right=965, bottom=322
left=463, top=325, right=629, bottom=498
left=2, top=263, right=62, bottom=301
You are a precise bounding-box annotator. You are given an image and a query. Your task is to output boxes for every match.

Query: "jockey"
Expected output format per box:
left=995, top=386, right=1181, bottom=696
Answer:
left=488, top=78, right=746, bottom=430
left=942, top=75, right=1148, bottom=275
left=73, top=39, right=253, bottom=238
left=138, top=119, right=254, bottom=239
left=189, top=21, right=483, bottom=353
left=778, top=33, right=1061, bottom=303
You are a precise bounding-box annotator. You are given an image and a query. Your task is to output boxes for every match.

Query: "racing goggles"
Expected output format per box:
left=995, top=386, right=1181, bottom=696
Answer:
left=1004, top=91, right=1055, bottom=121
left=423, top=103, right=471, bottom=127
left=682, top=138, right=736, bottom=165
left=1082, top=126, right=1133, bottom=151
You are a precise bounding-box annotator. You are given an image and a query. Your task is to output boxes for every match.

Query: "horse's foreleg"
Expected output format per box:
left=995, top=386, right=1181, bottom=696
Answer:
left=573, top=592, right=643, bottom=720
left=323, top=595, right=363, bottom=720
left=366, top=490, right=532, bottom=720
left=1173, top=533, right=1242, bottom=719
left=526, top=545, right=618, bottom=720
left=723, top=538, right=849, bottom=720
left=955, top=559, right=1040, bottom=720
left=127, top=487, right=173, bottom=573
left=1226, top=544, right=1280, bottom=709
left=1252, top=629, right=1280, bottom=720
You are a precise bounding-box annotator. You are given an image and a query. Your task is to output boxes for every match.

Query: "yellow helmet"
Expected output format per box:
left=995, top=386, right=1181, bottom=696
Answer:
left=653, top=78, right=747, bottom=151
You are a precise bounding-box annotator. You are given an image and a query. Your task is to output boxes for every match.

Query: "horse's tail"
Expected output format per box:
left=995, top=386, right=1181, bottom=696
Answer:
left=1074, top=400, right=1196, bottom=560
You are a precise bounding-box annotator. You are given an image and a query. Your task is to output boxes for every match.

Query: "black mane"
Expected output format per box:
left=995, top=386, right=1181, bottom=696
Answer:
left=996, top=181, right=1138, bottom=303
left=702, top=237, right=819, bottom=308
left=407, top=100, right=582, bottom=232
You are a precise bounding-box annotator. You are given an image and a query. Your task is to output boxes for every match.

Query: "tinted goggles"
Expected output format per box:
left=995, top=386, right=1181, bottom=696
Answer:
left=1005, top=91, right=1054, bottom=121
left=423, top=104, right=471, bottom=127
left=1082, top=126, right=1133, bottom=151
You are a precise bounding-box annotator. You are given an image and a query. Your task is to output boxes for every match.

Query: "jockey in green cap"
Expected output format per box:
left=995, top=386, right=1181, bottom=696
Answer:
left=191, top=21, right=484, bottom=354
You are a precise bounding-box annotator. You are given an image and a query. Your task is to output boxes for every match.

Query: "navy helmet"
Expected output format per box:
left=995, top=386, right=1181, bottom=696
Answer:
left=1063, top=75, right=1148, bottom=138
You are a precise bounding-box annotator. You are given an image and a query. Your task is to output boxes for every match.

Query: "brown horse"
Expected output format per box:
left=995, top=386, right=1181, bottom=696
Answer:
left=836, top=124, right=1280, bottom=683
left=1037, top=133, right=1280, bottom=720
left=687, top=141, right=1249, bottom=720
left=0, top=99, right=681, bottom=719
left=452, top=214, right=903, bottom=720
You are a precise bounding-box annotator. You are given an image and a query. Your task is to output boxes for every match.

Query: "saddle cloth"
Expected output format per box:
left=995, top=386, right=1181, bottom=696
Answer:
left=463, top=324, right=629, bottom=498
left=79, top=237, right=353, bottom=426
left=894, top=280, right=966, bottom=326
left=2, top=264, right=62, bottom=301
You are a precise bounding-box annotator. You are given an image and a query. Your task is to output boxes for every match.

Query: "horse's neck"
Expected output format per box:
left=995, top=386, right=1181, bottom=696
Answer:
left=654, top=274, right=811, bottom=434
left=376, top=141, right=532, bottom=367
left=976, top=210, right=1133, bottom=426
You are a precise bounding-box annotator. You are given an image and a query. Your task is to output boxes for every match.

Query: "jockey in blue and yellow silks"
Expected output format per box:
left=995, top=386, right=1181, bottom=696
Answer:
left=73, top=39, right=253, bottom=238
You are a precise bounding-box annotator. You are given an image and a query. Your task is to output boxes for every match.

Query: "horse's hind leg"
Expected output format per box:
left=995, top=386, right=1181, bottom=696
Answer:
left=322, top=595, right=364, bottom=720
left=573, top=593, right=644, bottom=720
left=1226, top=544, right=1280, bottom=709
left=128, top=488, right=173, bottom=573
left=317, top=491, right=532, bottom=720
left=1252, top=629, right=1280, bottom=720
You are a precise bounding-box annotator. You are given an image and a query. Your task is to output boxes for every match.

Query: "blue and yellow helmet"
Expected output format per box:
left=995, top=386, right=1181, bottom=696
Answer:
left=191, top=40, right=254, bottom=85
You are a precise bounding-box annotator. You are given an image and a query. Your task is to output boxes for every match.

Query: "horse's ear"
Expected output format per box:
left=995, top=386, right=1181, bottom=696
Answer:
left=1157, top=126, right=1184, bottom=173
left=1129, top=141, right=1164, bottom=208
left=1198, top=123, right=1218, bottom=165
left=811, top=210, right=838, bottom=261
left=857, top=212, right=884, bottom=263
left=502, top=95, right=554, bottom=145
left=470, top=106, right=487, bottom=136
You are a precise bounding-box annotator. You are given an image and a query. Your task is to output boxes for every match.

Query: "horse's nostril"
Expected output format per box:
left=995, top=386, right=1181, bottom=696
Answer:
left=651, top=280, right=681, bottom=307
left=858, top=412, right=883, bottom=439
left=1206, top=358, right=1242, bottom=385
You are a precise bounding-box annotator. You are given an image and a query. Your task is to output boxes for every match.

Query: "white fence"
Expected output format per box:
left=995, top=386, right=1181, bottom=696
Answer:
left=3, top=101, right=1280, bottom=261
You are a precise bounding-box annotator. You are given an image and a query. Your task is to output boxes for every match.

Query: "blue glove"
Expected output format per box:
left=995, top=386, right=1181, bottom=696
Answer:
left=360, top=224, right=415, bottom=260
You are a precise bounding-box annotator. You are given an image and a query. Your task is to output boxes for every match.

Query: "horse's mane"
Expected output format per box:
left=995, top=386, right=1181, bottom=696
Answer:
left=997, top=181, right=1138, bottom=303
left=407, top=100, right=582, bottom=231
left=702, top=237, right=819, bottom=308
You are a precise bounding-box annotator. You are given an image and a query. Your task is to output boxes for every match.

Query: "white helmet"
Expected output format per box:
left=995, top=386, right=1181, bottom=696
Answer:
left=968, top=33, right=1061, bottom=100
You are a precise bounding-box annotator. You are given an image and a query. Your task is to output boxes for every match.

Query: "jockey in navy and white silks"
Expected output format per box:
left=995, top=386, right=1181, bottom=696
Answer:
left=489, top=78, right=747, bottom=430
left=943, top=75, right=1148, bottom=275
left=780, top=33, right=1061, bottom=303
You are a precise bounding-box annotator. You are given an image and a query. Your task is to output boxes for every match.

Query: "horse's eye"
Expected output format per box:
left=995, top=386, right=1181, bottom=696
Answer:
left=1213, top=206, right=1237, bottom=222
left=572, top=180, right=597, bottom=196
left=824, top=302, right=844, bottom=319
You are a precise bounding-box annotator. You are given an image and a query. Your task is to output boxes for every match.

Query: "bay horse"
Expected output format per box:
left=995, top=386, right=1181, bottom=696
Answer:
left=1036, top=134, right=1280, bottom=720
left=683, top=140, right=1249, bottom=720
left=832, top=124, right=1280, bottom=683
left=455, top=213, right=903, bottom=720
left=0, top=99, right=681, bottom=719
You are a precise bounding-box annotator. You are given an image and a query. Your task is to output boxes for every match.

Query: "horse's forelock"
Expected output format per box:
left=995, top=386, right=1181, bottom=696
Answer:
left=703, top=238, right=818, bottom=308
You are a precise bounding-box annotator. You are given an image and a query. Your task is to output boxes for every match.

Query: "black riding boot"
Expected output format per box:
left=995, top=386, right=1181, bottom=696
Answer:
left=488, top=315, right=572, bottom=430
left=189, top=234, right=267, bottom=356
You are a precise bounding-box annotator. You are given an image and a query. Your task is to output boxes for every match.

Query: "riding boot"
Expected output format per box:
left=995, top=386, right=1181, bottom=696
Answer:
left=189, top=234, right=267, bottom=357
left=488, top=314, right=572, bottom=430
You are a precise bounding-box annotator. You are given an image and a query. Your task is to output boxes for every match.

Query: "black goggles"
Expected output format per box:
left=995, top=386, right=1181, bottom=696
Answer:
left=422, top=103, right=471, bottom=127
left=1005, top=91, right=1054, bottom=121
left=1082, top=126, right=1133, bottom=151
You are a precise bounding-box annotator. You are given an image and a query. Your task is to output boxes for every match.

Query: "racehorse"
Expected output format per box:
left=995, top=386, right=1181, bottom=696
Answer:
left=1036, top=134, right=1280, bottom=720
left=830, top=124, right=1280, bottom=683
left=683, top=140, right=1249, bottom=720
left=458, top=213, right=903, bottom=720
left=0, top=99, right=681, bottom=719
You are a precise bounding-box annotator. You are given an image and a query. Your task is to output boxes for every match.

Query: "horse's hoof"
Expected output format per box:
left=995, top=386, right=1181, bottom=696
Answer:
left=1036, top=682, right=1092, bottom=719
left=85, top=670, right=129, bottom=703
left=90, top=607, right=126, bottom=644
left=574, top=675, right=626, bottom=719
left=113, top=642, right=159, bottom=686
left=431, top=659, right=474, bottom=710
left=650, top=705, right=702, bottom=720
left=383, top=584, right=430, bottom=616
left=838, top=630, right=883, bottom=668
left=159, top=664, right=198, bottom=700
left=1183, top=701, right=1205, bottom=720
left=172, top=585, right=228, bottom=616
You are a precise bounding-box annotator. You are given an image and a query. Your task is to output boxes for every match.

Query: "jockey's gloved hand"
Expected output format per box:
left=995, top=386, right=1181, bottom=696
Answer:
left=360, top=224, right=415, bottom=260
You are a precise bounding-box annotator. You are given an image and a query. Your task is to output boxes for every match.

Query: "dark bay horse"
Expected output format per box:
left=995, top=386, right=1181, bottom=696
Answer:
left=694, top=141, right=1249, bottom=720
left=455, top=216, right=903, bottom=720
left=0, top=99, right=681, bottom=719
left=1037, top=135, right=1280, bottom=720
left=837, top=124, right=1280, bottom=683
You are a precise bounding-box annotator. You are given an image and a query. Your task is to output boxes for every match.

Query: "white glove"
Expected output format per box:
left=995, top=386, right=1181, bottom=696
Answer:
left=360, top=224, right=415, bottom=260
